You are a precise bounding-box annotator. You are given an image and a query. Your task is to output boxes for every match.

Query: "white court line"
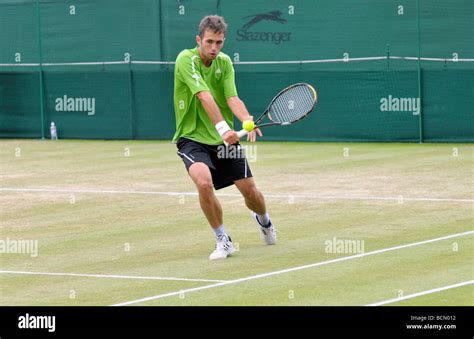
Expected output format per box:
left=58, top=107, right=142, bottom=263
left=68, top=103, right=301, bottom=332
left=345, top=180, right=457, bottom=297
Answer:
left=111, top=230, right=474, bottom=306
left=0, top=270, right=226, bottom=283
left=1, top=188, right=472, bottom=203
left=366, top=280, right=474, bottom=306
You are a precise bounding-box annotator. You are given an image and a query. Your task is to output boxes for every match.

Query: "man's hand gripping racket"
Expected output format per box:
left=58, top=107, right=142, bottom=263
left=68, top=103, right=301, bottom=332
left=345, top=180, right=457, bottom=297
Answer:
left=224, top=83, right=317, bottom=146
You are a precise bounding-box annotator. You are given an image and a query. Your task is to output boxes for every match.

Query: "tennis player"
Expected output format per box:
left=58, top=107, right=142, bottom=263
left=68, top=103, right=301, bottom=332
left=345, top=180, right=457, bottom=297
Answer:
left=173, top=15, right=277, bottom=260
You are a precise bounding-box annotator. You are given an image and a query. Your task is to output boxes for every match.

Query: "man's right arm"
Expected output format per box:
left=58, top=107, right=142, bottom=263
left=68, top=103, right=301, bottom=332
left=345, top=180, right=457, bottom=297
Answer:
left=196, top=91, right=225, bottom=125
left=197, top=91, right=239, bottom=145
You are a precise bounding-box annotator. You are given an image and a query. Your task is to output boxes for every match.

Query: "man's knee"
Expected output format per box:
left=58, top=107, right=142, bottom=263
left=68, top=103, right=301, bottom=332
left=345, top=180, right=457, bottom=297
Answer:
left=242, top=185, right=260, bottom=201
left=196, top=177, right=214, bottom=193
left=189, top=163, right=214, bottom=193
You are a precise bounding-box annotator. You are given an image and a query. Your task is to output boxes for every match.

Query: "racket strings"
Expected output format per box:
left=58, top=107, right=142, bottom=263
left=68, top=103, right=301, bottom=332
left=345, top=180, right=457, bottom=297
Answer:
left=269, top=84, right=316, bottom=123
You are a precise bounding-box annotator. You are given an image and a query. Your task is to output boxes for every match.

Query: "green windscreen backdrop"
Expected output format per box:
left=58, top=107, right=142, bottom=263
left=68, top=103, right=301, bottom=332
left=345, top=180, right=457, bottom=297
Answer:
left=0, top=0, right=473, bottom=142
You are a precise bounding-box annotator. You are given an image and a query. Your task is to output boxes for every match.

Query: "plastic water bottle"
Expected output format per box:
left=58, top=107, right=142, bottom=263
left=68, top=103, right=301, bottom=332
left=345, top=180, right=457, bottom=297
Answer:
left=50, top=122, right=58, bottom=140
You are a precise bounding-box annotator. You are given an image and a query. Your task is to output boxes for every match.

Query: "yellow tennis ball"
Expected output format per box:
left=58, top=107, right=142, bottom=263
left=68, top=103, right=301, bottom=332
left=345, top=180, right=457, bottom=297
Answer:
left=242, top=120, right=254, bottom=132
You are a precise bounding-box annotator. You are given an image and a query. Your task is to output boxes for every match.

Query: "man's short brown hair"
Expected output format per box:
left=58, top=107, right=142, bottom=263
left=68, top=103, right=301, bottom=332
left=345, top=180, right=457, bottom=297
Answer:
left=199, top=15, right=228, bottom=37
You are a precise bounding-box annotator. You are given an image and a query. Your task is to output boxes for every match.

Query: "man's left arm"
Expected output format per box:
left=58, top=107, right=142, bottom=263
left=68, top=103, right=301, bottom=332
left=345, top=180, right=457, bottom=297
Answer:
left=227, top=96, right=262, bottom=142
left=223, top=57, right=262, bottom=142
left=227, top=96, right=251, bottom=122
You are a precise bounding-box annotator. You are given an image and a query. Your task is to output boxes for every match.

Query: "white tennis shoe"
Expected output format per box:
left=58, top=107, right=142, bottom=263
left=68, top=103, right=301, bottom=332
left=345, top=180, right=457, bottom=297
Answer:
left=209, top=234, right=235, bottom=260
left=251, top=212, right=277, bottom=245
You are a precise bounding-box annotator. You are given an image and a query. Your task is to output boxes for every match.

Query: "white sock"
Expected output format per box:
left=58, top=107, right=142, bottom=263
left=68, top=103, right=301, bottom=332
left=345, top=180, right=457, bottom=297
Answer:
left=213, top=224, right=226, bottom=239
left=257, top=212, right=271, bottom=227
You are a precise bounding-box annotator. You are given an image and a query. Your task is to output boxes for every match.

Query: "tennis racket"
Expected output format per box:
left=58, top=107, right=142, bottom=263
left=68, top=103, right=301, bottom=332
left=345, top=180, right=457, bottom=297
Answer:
left=224, top=83, right=317, bottom=146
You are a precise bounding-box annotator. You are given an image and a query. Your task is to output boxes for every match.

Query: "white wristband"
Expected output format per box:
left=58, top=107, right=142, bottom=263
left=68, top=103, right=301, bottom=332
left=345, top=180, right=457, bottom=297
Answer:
left=215, top=120, right=231, bottom=137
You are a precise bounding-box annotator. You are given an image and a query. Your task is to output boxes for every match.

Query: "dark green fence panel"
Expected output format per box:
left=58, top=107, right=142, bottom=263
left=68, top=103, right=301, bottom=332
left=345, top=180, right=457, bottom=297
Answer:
left=0, top=0, right=472, bottom=142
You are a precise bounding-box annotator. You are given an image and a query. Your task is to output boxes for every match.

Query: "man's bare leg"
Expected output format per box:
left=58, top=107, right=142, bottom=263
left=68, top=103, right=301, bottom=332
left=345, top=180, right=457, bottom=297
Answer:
left=235, top=177, right=277, bottom=245
left=188, top=162, right=235, bottom=259
left=188, top=162, right=222, bottom=229
left=234, top=177, right=266, bottom=215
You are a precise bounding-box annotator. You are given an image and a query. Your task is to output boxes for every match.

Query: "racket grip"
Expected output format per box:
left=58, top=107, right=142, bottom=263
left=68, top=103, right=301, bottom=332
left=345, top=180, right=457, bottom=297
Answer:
left=223, top=129, right=249, bottom=146
left=236, top=129, right=249, bottom=139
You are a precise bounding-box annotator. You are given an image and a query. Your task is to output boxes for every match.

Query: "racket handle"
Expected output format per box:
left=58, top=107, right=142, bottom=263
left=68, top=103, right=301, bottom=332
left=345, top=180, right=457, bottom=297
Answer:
left=223, top=129, right=250, bottom=146
left=236, top=129, right=249, bottom=139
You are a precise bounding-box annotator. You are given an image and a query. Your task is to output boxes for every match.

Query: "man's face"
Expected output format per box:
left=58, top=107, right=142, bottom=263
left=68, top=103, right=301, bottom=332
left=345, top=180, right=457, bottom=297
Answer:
left=196, top=30, right=225, bottom=61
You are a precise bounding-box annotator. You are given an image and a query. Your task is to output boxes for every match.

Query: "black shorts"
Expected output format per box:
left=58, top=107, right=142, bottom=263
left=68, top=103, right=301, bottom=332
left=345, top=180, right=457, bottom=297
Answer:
left=176, top=137, right=253, bottom=190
